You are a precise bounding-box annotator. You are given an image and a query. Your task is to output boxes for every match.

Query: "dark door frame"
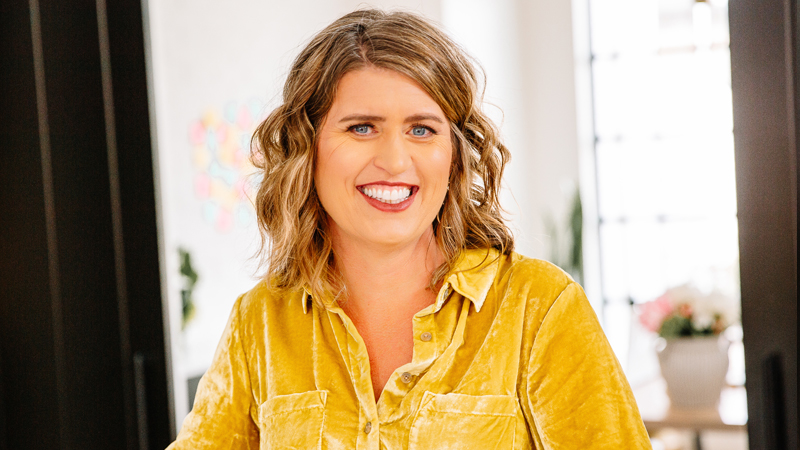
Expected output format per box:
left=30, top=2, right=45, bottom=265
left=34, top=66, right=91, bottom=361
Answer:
left=730, top=1, right=798, bottom=449
left=0, top=0, right=172, bottom=448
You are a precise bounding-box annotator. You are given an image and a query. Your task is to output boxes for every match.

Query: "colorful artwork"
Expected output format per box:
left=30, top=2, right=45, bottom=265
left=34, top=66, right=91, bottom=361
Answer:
left=189, top=100, right=264, bottom=232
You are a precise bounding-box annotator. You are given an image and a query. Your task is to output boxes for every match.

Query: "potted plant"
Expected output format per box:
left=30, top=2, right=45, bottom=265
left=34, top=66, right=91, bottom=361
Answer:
left=637, top=284, right=740, bottom=409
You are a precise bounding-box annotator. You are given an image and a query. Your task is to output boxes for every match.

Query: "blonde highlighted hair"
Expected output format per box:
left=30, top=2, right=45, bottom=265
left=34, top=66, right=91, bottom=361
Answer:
left=251, top=9, right=513, bottom=305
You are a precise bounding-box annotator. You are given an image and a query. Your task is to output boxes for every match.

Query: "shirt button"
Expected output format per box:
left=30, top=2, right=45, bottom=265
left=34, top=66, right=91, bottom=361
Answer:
left=420, top=332, right=432, bottom=342
left=364, top=422, right=372, bottom=434
left=401, top=372, right=413, bottom=383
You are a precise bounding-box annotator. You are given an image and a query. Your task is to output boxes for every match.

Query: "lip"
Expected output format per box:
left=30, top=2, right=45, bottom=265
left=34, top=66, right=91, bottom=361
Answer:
left=357, top=182, right=418, bottom=212
left=358, top=181, right=416, bottom=188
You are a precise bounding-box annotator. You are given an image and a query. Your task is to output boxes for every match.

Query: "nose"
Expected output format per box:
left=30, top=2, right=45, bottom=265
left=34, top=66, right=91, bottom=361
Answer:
left=373, top=134, right=412, bottom=175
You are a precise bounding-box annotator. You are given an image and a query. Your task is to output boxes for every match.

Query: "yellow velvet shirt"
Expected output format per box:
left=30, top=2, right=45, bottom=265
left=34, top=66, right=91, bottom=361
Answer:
left=167, top=249, right=651, bottom=449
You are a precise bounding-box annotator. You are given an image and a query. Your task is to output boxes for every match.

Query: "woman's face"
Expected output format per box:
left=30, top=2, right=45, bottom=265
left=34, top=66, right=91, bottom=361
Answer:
left=315, top=66, right=453, bottom=251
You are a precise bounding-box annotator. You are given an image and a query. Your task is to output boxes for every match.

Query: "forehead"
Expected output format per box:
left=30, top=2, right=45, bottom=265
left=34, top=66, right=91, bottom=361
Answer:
left=328, top=67, right=445, bottom=118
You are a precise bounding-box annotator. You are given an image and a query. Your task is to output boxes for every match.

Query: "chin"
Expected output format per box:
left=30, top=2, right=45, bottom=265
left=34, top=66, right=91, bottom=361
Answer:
left=362, top=227, right=427, bottom=248
left=369, top=234, right=416, bottom=247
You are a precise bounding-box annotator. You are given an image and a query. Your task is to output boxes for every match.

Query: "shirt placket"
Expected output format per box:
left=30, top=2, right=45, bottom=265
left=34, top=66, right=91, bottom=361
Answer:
left=376, top=285, right=455, bottom=429
left=330, top=308, right=381, bottom=449
left=374, top=309, right=438, bottom=420
left=328, top=284, right=456, bottom=449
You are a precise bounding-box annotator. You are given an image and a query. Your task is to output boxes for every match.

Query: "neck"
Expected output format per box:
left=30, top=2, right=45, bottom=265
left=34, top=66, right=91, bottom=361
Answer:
left=331, top=227, right=445, bottom=317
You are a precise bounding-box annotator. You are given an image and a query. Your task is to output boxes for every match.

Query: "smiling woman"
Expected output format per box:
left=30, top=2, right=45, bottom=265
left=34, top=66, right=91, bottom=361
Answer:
left=166, top=9, right=651, bottom=450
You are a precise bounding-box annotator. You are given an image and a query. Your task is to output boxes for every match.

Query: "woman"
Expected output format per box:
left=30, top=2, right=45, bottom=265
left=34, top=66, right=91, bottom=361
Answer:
left=167, top=9, right=651, bottom=449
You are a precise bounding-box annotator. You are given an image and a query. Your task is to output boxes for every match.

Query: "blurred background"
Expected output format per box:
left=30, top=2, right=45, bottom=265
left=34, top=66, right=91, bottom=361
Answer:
left=1, top=0, right=796, bottom=449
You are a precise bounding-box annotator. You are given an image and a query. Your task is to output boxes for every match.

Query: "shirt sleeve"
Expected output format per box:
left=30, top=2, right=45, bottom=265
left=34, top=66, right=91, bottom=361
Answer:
left=525, top=282, right=652, bottom=449
left=166, top=295, right=260, bottom=450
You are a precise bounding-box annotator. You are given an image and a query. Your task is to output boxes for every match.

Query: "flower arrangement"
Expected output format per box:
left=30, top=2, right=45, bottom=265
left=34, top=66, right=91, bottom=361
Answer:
left=638, top=284, right=739, bottom=339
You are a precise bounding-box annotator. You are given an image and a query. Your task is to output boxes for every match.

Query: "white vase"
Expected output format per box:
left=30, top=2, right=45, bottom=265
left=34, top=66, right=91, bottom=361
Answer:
left=656, top=335, right=730, bottom=409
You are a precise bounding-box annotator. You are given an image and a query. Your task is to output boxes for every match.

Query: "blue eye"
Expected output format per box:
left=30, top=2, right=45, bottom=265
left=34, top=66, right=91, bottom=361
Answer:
left=411, top=126, right=432, bottom=137
left=352, top=125, right=371, bottom=134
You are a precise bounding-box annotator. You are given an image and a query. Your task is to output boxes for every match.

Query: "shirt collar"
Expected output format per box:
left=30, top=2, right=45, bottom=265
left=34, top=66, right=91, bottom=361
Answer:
left=434, top=248, right=501, bottom=313
left=302, top=248, right=502, bottom=314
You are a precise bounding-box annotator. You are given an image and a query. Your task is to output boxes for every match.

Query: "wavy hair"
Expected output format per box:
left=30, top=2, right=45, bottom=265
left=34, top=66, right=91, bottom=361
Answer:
left=251, top=9, right=513, bottom=306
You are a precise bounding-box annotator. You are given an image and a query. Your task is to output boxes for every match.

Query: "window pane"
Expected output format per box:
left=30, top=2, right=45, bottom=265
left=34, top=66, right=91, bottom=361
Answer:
left=592, top=50, right=732, bottom=140
left=657, top=0, right=730, bottom=50
left=591, top=0, right=730, bottom=57
left=624, top=221, right=668, bottom=302
left=600, top=223, right=629, bottom=303
left=660, top=218, right=740, bottom=295
left=596, top=134, right=737, bottom=220
left=600, top=218, right=740, bottom=305
left=590, top=0, right=659, bottom=57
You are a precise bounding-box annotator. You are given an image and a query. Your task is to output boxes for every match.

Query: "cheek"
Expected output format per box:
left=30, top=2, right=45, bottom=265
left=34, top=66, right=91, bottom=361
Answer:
left=314, top=164, right=342, bottom=222
left=429, top=141, right=454, bottom=186
left=313, top=145, right=338, bottom=212
left=315, top=137, right=347, bottom=188
left=314, top=137, right=363, bottom=218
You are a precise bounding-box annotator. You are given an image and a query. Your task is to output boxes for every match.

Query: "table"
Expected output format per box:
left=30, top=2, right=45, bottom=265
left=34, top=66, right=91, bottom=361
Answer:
left=633, top=377, right=748, bottom=450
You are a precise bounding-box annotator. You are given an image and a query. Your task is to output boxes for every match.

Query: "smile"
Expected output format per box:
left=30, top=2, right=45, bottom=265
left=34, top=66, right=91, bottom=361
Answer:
left=358, top=185, right=413, bottom=204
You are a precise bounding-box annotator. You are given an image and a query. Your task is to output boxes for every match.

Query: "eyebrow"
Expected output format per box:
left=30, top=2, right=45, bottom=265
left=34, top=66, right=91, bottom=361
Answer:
left=338, top=113, right=444, bottom=124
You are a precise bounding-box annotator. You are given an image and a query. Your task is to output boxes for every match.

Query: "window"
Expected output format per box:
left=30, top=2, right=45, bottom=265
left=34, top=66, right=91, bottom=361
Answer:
left=587, top=0, right=740, bottom=385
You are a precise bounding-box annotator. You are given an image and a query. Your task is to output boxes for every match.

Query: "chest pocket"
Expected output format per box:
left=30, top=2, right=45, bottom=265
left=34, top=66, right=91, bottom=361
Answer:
left=409, top=391, right=517, bottom=449
left=258, top=390, right=327, bottom=449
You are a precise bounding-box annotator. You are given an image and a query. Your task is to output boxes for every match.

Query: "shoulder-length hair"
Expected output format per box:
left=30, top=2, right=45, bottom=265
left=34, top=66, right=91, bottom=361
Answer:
left=251, top=9, right=513, bottom=306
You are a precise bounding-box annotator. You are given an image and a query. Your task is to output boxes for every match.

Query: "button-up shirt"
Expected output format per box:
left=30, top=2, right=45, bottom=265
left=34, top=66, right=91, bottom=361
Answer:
left=167, top=249, right=651, bottom=449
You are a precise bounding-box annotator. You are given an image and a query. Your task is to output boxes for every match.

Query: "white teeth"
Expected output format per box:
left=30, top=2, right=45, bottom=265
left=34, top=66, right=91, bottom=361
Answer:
left=361, top=186, right=412, bottom=204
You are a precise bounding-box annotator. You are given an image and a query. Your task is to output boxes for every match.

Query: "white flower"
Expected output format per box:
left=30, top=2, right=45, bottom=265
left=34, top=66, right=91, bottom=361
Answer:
left=665, top=284, right=704, bottom=308
left=661, top=283, right=739, bottom=333
left=692, top=311, right=715, bottom=330
left=669, top=284, right=701, bottom=301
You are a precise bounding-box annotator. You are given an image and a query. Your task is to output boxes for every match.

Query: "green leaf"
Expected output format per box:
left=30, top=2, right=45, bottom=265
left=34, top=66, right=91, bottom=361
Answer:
left=659, top=315, right=693, bottom=338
